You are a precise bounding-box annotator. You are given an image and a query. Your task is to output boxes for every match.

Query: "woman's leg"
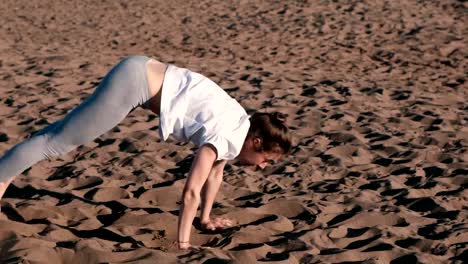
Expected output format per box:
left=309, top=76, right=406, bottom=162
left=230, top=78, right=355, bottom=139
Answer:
left=0, top=55, right=152, bottom=200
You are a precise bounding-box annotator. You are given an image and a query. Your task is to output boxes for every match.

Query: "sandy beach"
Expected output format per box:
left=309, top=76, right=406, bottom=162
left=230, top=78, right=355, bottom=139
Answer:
left=0, top=0, right=466, bottom=263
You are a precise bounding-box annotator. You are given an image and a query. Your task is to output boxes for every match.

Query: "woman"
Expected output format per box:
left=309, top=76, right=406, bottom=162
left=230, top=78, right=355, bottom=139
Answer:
left=0, top=56, right=292, bottom=249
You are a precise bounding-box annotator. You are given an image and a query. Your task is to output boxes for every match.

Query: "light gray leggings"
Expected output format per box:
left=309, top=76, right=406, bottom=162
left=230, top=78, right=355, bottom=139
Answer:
left=0, top=55, right=152, bottom=182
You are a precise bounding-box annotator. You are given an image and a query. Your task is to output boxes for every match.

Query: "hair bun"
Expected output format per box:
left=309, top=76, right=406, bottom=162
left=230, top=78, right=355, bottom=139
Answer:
left=272, top=112, right=287, bottom=123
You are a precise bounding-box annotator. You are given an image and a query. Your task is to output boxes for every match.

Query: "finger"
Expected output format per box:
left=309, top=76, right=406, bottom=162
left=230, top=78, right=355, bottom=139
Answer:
left=213, top=218, right=224, bottom=224
left=209, top=223, right=217, bottom=230
left=222, top=218, right=232, bottom=223
left=214, top=221, right=226, bottom=228
left=221, top=218, right=233, bottom=226
left=213, top=222, right=230, bottom=229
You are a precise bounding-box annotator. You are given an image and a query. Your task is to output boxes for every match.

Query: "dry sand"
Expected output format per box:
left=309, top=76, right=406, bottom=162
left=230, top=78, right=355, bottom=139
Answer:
left=0, top=0, right=467, bottom=263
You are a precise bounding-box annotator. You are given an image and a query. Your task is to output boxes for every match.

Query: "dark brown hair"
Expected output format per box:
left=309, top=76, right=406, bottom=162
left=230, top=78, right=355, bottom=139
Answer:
left=247, top=112, right=292, bottom=154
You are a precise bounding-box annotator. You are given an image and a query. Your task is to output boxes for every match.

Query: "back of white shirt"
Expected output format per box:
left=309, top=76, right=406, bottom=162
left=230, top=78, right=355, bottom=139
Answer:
left=159, top=64, right=250, bottom=161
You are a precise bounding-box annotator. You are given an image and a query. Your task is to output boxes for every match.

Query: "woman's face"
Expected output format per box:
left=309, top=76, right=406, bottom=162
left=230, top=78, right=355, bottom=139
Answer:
left=237, top=137, right=282, bottom=169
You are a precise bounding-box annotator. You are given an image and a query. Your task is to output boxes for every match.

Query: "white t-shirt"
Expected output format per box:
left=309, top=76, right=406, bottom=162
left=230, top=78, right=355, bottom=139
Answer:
left=159, top=64, right=250, bottom=161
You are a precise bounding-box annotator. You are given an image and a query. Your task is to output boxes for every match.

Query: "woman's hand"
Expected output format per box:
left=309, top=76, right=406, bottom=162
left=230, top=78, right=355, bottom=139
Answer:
left=201, top=217, right=233, bottom=231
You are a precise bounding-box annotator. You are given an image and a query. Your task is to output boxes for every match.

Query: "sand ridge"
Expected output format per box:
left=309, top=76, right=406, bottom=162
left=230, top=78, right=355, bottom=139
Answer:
left=0, top=0, right=467, bottom=263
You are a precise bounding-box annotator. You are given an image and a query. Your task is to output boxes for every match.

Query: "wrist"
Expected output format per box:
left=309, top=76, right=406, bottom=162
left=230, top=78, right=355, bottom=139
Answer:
left=178, top=241, right=190, bottom=249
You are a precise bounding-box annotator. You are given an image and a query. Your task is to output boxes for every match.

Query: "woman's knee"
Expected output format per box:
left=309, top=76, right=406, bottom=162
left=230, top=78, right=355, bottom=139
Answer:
left=44, top=134, right=77, bottom=158
left=37, top=124, right=76, bottom=159
left=2, top=133, right=54, bottom=166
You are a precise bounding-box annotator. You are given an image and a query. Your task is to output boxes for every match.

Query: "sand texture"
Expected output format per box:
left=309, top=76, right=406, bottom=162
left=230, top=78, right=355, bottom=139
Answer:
left=0, top=0, right=467, bottom=263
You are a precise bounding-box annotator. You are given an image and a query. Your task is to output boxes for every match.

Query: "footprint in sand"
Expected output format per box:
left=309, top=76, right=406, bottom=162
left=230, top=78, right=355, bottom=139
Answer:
left=84, top=187, right=130, bottom=202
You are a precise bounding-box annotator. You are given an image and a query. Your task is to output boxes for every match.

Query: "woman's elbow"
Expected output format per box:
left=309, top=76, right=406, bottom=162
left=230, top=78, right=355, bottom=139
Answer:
left=182, top=189, right=200, bottom=205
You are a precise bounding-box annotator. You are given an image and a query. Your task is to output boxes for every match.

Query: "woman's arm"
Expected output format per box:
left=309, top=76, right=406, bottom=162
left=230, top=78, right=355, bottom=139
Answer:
left=200, top=160, right=226, bottom=225
left=177, top=144, right=217, bottom=249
